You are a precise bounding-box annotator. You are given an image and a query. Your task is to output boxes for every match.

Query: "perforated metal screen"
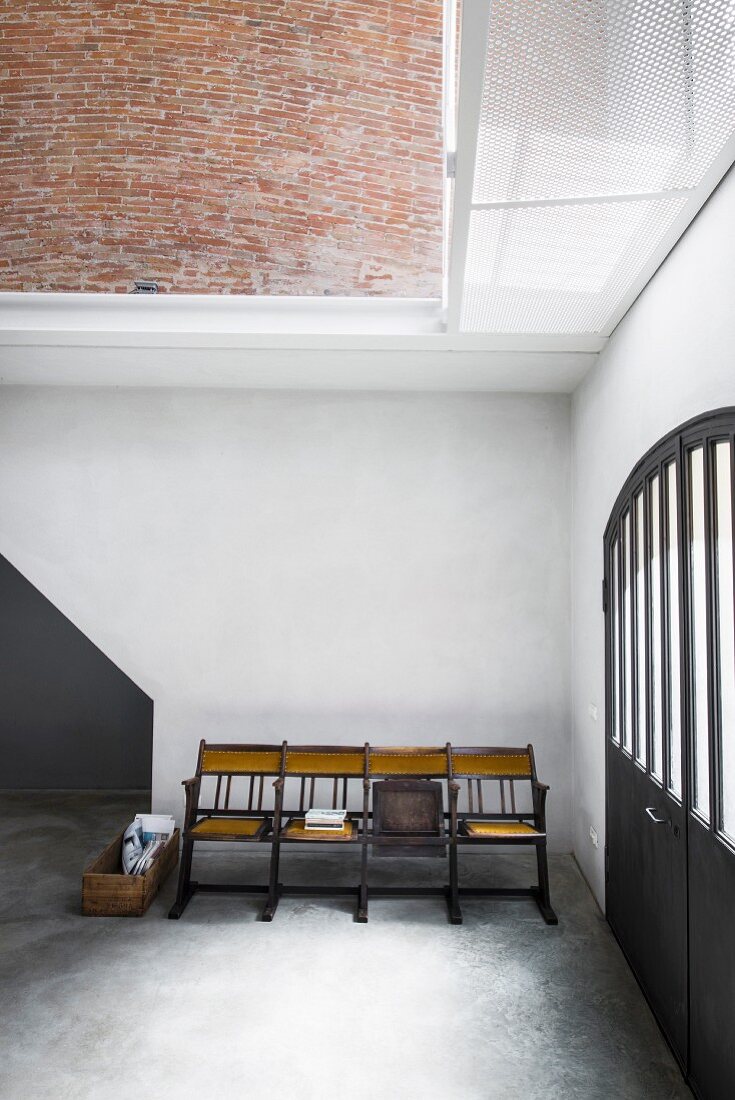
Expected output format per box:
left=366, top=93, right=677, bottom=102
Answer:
left=457, top=0, right=735, bottom=334
left=461, top=195, right=687, bottom=333
left=473, top=0, right=735, bottom=204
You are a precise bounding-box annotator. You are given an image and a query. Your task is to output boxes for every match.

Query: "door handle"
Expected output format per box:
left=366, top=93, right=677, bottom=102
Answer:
left=645, top=807, right=670, bottom=825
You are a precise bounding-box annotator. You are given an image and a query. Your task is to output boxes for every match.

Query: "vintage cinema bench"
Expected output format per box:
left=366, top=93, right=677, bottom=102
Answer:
left=168, top=741, right=557, bottom=925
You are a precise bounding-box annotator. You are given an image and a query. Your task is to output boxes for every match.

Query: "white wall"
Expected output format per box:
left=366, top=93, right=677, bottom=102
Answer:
left=572, top=166, right=735, bottom=906
left=0, top=387, right=572, bottom=847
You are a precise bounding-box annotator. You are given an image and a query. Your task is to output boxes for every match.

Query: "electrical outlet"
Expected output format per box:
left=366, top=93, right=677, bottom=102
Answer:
left=588, top=703, right=598, bottom=721
left=589, top=825, right=599, bottom=848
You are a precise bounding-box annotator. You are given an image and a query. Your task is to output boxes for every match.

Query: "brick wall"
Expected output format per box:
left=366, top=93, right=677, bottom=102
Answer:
left=1, top=1, right=443, bottom=295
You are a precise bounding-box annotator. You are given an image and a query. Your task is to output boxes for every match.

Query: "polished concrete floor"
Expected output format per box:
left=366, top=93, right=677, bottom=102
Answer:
left=0, top=791, right=690, bottom=1100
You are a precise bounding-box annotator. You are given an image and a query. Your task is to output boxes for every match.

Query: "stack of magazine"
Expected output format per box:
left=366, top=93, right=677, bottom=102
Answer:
left=121, top=814, right=175, bottom=875
left=305, top=808, right=348, bottom=833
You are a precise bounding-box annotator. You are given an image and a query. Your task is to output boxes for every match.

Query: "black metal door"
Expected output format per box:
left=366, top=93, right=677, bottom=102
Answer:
left=606, top=746, right=688, bottom=1060
left=688, top=819, right=735, bottom=1098
left=605, top=411, right=735, bottom=1099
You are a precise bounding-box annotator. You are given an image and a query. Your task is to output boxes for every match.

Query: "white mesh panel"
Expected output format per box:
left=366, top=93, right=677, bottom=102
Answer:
left=473, top=0, right=735, bottom=204
left=460, top=196, right=687, bottom=334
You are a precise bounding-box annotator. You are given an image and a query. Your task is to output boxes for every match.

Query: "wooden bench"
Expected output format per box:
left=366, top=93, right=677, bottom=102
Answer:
left=168, top=741, right=557, bottom=925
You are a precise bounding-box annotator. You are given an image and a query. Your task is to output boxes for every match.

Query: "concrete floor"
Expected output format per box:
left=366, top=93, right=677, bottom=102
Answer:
left=0, top=792, right=690, bottom=1100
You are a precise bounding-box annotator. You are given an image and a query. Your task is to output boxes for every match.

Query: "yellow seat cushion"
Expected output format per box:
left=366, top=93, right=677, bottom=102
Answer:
left=282, top=819, right=356, bottom=841
left=453, top=753, right=532, bottom=777
left=464, top=821, right=541, bottom=837
left=190, top=817, right=267, bottom=838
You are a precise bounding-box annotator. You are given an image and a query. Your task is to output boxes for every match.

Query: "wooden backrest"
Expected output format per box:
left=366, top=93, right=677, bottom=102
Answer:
left=368, top=746, right=449, bottom=778
left=283, top=745, right=367, bottom=813
left=192, top=741, right=540, bottom=816
left=449, top=745, right=536, bottom=817
left=196, top=742, right=285, bottom=815
left=450, top=747, right=534, bottom=778
left=285, top=746, right=366, bottom=777
left=199, top=744, right=283, bottom=776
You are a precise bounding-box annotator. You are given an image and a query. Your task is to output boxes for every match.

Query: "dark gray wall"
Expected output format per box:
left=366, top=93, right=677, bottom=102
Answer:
left=0, top=554, right=153, bottom=789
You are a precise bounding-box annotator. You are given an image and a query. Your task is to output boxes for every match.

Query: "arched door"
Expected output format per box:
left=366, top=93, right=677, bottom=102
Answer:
left=604, top=409, right=735, bottom=1100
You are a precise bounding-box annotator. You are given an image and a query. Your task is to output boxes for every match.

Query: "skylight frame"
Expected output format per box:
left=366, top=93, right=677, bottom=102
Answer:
left=441, top=0, right=459, bottom=311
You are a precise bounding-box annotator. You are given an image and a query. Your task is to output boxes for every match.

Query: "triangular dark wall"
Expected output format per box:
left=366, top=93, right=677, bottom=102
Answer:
left=0, top=554, right=152, bottom=789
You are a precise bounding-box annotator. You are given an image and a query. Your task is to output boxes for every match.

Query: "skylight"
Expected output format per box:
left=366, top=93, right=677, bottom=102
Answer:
left=449, top=0, right=735, bottom=335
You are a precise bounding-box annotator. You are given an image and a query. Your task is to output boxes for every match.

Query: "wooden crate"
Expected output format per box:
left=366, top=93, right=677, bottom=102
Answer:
left=82, top=829, right=179, bottom=917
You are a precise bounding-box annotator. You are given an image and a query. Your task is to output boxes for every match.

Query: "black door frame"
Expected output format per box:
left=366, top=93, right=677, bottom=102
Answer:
left=604, top=423, right=689, bottom=1068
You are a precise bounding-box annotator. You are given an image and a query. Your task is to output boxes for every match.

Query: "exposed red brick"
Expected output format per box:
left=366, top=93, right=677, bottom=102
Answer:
left=1, top=1, right=443, bottom=295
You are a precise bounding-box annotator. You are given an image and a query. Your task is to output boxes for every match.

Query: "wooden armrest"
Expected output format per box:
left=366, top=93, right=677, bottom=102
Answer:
left=532, top=781, right=549, bottom=830
left=181, top=776, right=201, bottom=829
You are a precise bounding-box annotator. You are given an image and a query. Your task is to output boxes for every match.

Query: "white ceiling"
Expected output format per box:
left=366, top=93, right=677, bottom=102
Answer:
left=0, top=295, right=599, bottom=391
left=0, top=344, right=596, bottom=393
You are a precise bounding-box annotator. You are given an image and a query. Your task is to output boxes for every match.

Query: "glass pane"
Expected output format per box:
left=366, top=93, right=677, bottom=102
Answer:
left=650, top=475, right=663, bottom=780
left=623, top=510, right=633, bottom=753
left=715, top=442, right=735, bottom=839
left=689, top=447, right=710, bottom=819
left=611, top=535, right=621, bottom=744
left=635, top=492, right=647, bottom=765
left=666, top=462, right=682, bottom=798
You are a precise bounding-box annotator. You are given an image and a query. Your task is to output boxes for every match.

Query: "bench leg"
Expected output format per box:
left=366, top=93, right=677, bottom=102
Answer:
left=446, top=840, right=463, bottom=925
left=168, top=838, right=195, bottom=919
left=356, top=843, right=369, bottom=923
left=534, top=843, right=558, bottom=925
left=262, top=841, right=281, bottom=922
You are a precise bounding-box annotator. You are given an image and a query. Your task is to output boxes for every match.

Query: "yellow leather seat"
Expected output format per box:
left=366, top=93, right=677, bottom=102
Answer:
left=282, top=819, right=356, bottom=841
left=189, top=817, right=268, bottom=839
left=463, top=821, right=542, bottom=838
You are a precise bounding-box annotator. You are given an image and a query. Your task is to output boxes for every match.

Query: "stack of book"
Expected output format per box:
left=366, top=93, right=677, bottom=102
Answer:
left=305, top=808, right=348, bottom=833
